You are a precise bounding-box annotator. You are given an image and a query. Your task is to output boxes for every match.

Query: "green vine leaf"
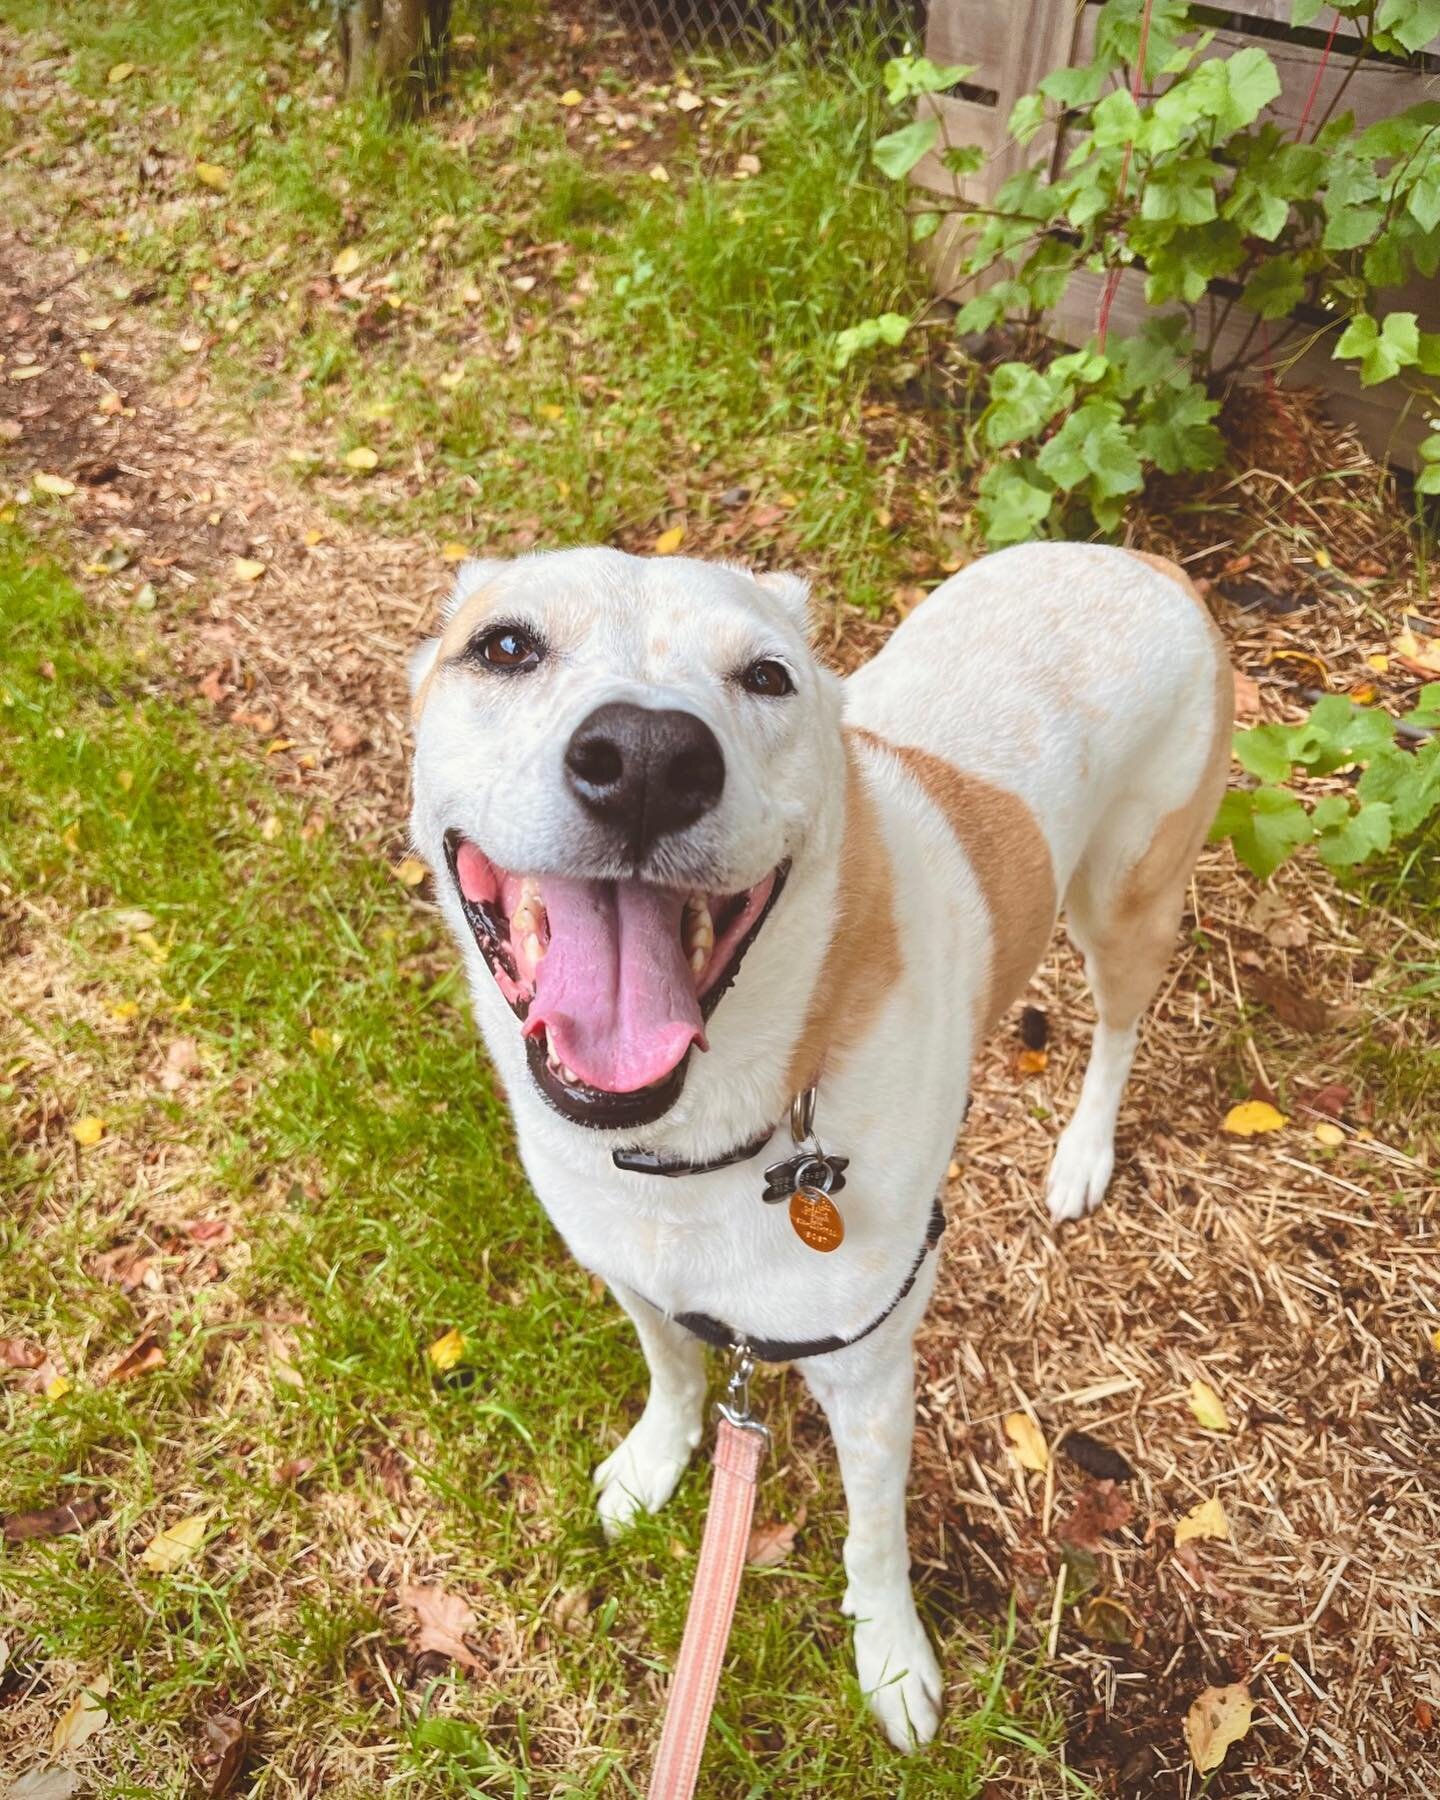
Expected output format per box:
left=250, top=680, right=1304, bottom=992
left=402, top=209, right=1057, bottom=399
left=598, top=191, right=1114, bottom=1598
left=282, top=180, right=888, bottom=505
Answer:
left=1210, top=787, right=1313, bottom=880
left=1333, top=311, right=1421, bottom=385
left=872, top=117, right=939, bottom=180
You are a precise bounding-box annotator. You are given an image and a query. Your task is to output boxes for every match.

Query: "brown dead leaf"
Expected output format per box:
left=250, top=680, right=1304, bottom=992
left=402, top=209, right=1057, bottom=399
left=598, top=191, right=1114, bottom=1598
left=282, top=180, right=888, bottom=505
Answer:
left=159, top=1035, right=201, bottom=1092
left=1246, top=970, right=1334, bottom=1035
left=400, top=1582, right=484, bottom=1672
left=1057, top=1479, right=1134, bottom=1551
left=104, top=1333, right=165, bottom=1385
left=1294, top=1081, right=1352, bottom=1120
left=2, top=1495, right=99, bottom=1543
left=92, top=1244, right=156, bottom=1292
left=746, top=1504, right=806, bottom=1567
left=1185, top=1682, right=1253, bottom=1772
left=2, top=1338, right=46, bottom=1371
left=181, top=1217, right=235, bottom=1246
left=51, top=1676, right=110, bottom=1755
left=552, top=1588, right=591, bottom=1633
left=196, top=1712, right=247, bottom=1800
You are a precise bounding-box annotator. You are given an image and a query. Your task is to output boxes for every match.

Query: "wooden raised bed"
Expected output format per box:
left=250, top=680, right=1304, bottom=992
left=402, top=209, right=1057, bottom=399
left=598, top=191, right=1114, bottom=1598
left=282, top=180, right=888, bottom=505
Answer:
left=916, top=0, right=1440, bottom=467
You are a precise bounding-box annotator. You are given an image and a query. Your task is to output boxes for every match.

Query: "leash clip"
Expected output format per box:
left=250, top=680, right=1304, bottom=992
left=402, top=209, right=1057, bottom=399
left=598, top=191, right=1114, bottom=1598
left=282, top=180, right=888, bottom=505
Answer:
left=715, top=1343, right=769, bottom=1443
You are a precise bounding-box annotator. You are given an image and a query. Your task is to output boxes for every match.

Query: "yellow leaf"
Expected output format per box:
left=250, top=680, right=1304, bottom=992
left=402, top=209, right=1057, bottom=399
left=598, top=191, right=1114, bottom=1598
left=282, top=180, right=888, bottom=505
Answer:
left=140, top=1510, right=212, bottom=1573
left=171, top=996, right=194, bottom=1016
left=107, top=61, right=135, bottom=83
left=71, top=1116, right=106, bottom=1148
left=232, top=557, right=266, bottom=582
left=308, top=1026, right=344, bottom=1053
left=1174, top=1495, right=1230, bottom=1545
left=116, top=768, right=134, bottom=792
left=438, top=368, right=465, bottom=389
left=109, top=1000, right=140, bottom=1021
left=395, top=855, right=429, bottom=887
left=1016, top=1047, right=1048, bottom=1075
left=778, top=491, right=799, bottom=507
left=1431, top=1326, right=1440, bottom=1353
left=427, top=1327, right=466, bottom=1371
left=648, top=163, right=670, bottom=183
left=135, top=930, right=169, bottom=963
left=653, top=525, right=685, bottom=555
left=343, top=446, right=379, bottom=471
left=441, top=541, right=469, bottom=562
left=34, top=472, right=76, bottom=497
left=1003, top=1411, right=1049, bottom=1473
left=1313, top=546, right=1331, bottom=569
left=46, top=1374, right=73, bottom=1400
left=194, top=161, right=232, bottom=192
left=331, top=245, right=363, bottom=278
left=559, top=88, right=584, bottom=106
left=1188, top=1378, right=1232, bottom=1434
left=1223, top=1100, right=1286, bottom=1136
left=264, top=738, right=294, bottom=756
left=1366, top=653, right=1390, bottom=672
left=1313, top=1120, right=1344, bottom=1147
left=51, top=1675, right=110, bottom=1754
left=1185, top=1682, right=1253, bottom=1773
left=303, top=528, right=324, bottom=546
left=538, top=403, right=564, bottom=421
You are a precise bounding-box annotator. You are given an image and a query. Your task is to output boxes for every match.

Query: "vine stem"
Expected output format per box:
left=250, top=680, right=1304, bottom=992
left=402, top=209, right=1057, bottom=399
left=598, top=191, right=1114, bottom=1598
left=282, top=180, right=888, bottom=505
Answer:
left=1095, top=0, right=1156, bottom=351
left=1293, top=9, right=1343, bottom=141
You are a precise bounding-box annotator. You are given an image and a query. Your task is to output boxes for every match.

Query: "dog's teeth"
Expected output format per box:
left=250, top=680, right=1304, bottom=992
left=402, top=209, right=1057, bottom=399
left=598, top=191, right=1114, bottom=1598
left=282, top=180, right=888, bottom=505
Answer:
left=559, top=1063, right=578, bottom=1085
left=524, top=932, right=543, bottom=965
left=689, top=946, right=708, bottom=974
left=683, top=894, right=714, bottom=962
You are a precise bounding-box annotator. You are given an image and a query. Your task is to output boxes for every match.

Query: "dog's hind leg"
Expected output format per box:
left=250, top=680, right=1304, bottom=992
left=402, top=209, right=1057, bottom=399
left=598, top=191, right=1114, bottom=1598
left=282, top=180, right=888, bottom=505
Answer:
left=1046, top=721, right=1229, bottom=1224
left=592, top=1283, right=707, bottom=1537
left=804, top=1322, right=942, bottom=1749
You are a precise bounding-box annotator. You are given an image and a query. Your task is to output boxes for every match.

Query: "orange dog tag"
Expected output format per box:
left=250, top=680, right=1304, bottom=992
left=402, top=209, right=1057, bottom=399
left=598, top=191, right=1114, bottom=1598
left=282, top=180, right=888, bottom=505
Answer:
left=789, top=1186, right=844, bottom=1253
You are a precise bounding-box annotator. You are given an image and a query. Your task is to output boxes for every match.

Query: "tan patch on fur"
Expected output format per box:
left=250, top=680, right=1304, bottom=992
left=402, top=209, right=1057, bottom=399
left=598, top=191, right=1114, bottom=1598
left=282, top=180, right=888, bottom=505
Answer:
left=1120, top=548, right=1211, bottom=617
left=411, top=586, right=502, bottom=724
left=851, top=729, right=1057, bottom=1038
left=783, top=744, right=899, bottom=1094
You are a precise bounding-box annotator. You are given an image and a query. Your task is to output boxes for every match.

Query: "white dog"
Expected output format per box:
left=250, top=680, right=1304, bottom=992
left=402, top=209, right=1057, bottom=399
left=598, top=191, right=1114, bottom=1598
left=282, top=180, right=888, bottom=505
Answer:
left=407, top=541, right=1230, bottom=1748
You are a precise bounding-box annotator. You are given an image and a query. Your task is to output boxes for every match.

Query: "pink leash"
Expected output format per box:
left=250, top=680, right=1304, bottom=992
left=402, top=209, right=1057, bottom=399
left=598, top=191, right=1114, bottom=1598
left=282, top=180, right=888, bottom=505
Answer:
left=647, top=1350, right=768, bottom=1800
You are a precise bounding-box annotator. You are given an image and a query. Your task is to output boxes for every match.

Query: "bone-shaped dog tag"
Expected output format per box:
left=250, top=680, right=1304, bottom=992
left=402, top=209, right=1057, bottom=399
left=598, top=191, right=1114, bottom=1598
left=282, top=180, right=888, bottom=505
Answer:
left=789, top=1185, right=844, bottom=1253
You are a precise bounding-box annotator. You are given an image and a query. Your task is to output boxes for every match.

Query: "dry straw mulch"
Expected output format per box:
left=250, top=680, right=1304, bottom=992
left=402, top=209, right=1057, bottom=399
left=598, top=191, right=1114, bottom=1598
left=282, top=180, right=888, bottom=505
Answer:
left=3, top=239, right=1438, bottom=1797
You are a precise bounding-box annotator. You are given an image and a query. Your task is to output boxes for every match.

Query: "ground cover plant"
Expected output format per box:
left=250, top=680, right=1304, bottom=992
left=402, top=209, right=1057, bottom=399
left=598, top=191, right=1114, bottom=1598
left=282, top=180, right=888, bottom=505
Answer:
left=3, top=0, right=1440, bottom=1794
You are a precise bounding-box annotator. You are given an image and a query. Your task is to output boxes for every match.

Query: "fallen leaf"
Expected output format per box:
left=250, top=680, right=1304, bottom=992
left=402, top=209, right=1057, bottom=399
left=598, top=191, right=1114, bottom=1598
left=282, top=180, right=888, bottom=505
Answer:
left=1014, top=1047, right=1048, bottom=1076
left=558, top=88, right=584, bottom=106
left=648, top=162, right=670, bottom=183
left=400, top=1582, right=484, bottom=1672
left=427, top=1327, right=466, bottom=1371
left=140, top=1509, right=212, bottom=1573
left=71, top=1116, right=106, bottom=1147
left=1003, top=1411, right=1049, bottom=1472
left=538, top=403, right=564, bottom=421
left=105, top=1333, right=166, bottom=1386
left=653, top=525, right=685, bottom=555
left=1076, top=1593, right=1134, bottom=1643
left=331, top=245, right=363, bottom=278
left=394, top=855, right=429, bottom=887
left=33, top=473, right=76, bottom=498
left=9, top=1770, right=82, bottom=1800
left=107, top=61, right=135, bottom=83
left=343, top=445, right=379, bottom=471
left=109, top=999, right=140, bottom=1021
left=51, top=1676, right=110, bottom=1755
left=1314, top=1120, right=1345, bottom=1147
left=1246, top=970, right=1333, bottom=1035
left=552, top=1588, right=591, bottom=1633
left=182, top=1217, right=234, bottom=1246
left=195, top=161, right=232, bottom=192
left=45, top=1375, right=72, bottom=1401
left=231, top=557, right=266, bottom=582
left=441, top=541, right=469, bottom=562
left=1223, top=1100, right=1287, bottom=1136
left=308, top=1026, right=343, bottom=1053
left=92, top=1245, right=155, bottom=1291
left=746, top=1504, right=806, bottom=1567
left=1057, top=1479, right=1133, bottom=1551
left=197, top=1713, right=247, bottom=1799
left=1, top=1339, right=46, bottom=1370
left=1174, top=1495, right=1230, bottom=1545
left=1394, top=626, right=1440, bottom=675
left=674, top=89, right=704, bottom=111
left=1188, top=1377, right=1232, bottom=1433
left=3, top=1496, right=99, bottom=1543
left=1185, top=1682, right=1253, bottom=1773
left=1295, top=1080, right=1350, bottom=1119
left=159, top=1035, right=200, bottom=1091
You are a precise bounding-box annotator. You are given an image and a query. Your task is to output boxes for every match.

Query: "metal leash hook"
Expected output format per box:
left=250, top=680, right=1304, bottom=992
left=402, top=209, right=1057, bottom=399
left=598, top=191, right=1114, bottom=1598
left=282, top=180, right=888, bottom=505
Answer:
left=715, top=1342, right=769, bottom=1444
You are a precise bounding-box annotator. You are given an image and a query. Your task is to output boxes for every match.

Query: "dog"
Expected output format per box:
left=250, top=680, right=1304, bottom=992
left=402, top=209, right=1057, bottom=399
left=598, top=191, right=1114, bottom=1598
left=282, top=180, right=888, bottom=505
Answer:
left=406, top=541, right=1231, bottom=1748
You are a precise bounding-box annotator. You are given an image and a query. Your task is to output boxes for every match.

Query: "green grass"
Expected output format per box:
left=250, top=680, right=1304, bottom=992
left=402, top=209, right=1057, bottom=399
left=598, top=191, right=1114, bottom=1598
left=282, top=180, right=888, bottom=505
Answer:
left=3, top=0, right=943, bottom=611
left=0, top=536, right=1071, bottom=1792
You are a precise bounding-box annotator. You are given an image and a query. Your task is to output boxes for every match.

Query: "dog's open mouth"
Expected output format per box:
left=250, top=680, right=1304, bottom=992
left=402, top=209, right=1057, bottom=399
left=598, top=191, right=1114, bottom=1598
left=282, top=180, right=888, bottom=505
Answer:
left=443, top=831, right=787, bottom=1128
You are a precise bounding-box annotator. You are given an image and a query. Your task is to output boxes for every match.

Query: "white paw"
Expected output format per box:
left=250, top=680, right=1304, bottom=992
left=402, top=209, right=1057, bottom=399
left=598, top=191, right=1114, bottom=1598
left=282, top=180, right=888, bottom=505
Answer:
left=1045, top=1119, right=1116, bottom=1224
left=852, top=1604, right=943, bottom=1750
left=593, top=1410, right=700, bottom=1538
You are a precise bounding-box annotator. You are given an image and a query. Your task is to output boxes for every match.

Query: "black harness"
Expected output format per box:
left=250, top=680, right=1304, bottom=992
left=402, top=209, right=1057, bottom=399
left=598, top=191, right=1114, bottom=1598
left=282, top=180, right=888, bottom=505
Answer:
left=611, top=1101, right=946, bottom=1364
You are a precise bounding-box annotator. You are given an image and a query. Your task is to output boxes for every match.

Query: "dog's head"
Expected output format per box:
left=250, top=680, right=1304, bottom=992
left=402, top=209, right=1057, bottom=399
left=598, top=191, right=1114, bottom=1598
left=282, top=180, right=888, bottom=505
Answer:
left=408, top=547, right=842, bottom=1131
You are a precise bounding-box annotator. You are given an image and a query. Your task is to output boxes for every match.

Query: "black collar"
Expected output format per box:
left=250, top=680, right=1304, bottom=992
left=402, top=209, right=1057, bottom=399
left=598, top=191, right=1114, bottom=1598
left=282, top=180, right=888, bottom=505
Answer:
left=611, top=1117, right=778, bottom=1179
left=636, top=1197, right=945, bottom=1364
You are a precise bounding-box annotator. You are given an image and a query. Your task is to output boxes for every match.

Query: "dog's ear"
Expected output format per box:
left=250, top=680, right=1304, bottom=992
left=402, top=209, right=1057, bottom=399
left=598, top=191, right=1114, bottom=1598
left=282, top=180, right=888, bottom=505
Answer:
left=408, top=636, right=441, bottom=698
left=754, top=569, right=813, bottom=634
left=444, top=556, right=509, bottom=621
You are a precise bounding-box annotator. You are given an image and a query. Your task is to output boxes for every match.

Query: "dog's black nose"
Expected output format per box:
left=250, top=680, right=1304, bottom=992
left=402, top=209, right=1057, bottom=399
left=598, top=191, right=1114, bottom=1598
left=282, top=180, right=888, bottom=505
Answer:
left=564, top=702, right=725, bottom=854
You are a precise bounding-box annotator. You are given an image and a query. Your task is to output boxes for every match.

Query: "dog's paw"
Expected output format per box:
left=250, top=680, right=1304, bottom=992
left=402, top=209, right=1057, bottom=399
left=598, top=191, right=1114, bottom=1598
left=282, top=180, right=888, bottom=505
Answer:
left=852, top=1605, right=943, bottom=1750
left=593, top=1412, right=699, bottom=1538
left=1045, top=1119, right=1115, bottom=1225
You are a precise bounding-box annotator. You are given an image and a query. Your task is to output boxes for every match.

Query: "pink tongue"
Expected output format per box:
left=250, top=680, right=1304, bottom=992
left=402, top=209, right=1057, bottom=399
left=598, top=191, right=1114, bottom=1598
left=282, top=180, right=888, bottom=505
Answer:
left=524, top=878, right=706, bottom=1093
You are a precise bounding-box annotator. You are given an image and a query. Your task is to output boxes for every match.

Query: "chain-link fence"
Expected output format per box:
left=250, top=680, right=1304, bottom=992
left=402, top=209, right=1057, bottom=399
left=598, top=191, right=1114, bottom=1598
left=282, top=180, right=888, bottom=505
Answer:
left=597, top=0, right=927, bottom=59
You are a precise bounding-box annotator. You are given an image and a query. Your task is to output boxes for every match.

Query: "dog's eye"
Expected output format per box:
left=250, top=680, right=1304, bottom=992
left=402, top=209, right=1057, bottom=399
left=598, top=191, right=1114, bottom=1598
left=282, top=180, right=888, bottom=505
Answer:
left=473, top=625, right=543, bottom=673
left=738, top=658, right=795, bottom=698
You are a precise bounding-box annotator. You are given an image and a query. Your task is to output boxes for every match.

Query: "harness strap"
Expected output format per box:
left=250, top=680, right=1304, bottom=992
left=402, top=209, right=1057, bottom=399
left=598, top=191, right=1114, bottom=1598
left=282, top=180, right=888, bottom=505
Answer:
left=647, top=1417, right=766, bottom=1799
left=649, top=1197, right=945, bottom=1364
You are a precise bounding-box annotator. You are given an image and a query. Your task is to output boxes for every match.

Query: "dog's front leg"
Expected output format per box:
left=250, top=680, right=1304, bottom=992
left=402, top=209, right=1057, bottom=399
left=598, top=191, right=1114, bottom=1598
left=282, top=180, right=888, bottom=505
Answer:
left=592, top=1283, right=707, bottom=1537
left=804, top=1330, right=942, bottom=1749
